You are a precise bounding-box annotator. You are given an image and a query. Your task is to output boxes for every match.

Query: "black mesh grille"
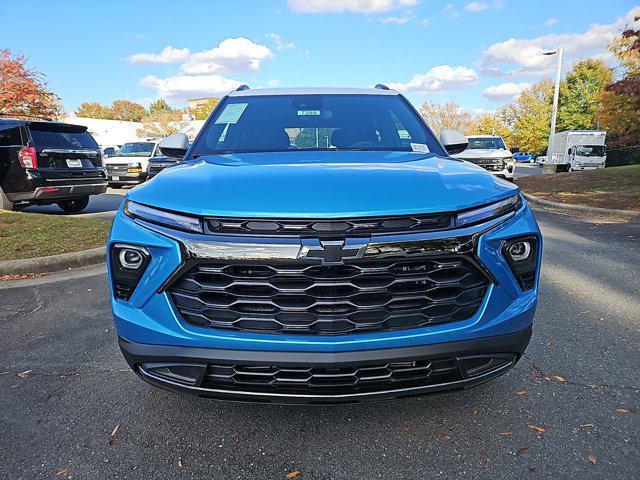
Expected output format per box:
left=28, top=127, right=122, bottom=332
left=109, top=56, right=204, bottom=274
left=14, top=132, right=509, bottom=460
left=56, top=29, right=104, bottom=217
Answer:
left=205, top=214, right=453, bottom=236
left=202, top=358, right=462, bottom=395
left=169, top=256, right=489, bottom=335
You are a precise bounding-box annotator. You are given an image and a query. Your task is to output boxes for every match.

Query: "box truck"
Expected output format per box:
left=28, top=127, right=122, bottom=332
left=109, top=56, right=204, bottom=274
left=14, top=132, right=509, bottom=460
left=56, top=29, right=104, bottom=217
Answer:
left=544, top=130, right=606, bottom=172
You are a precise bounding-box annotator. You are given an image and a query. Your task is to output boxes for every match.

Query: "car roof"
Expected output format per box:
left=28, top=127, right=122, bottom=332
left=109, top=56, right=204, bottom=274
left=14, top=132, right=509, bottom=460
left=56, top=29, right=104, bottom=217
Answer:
left=467, top=135, right=503, bottom=138
left=0, top=118, right=87, bottom=130
left=228, top=87, right=399, bottom=97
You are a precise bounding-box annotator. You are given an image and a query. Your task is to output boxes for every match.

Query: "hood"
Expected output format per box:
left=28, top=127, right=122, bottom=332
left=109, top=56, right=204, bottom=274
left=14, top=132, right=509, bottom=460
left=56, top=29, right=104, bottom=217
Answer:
left=129, top=151, right=518, bottom=218
left=453, top=149, right=512, bottom=160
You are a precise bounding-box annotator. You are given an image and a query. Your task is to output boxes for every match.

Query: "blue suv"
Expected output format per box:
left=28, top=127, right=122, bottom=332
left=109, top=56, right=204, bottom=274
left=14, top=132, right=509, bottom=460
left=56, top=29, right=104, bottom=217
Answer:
left=108, top=86, right=541, bottom=404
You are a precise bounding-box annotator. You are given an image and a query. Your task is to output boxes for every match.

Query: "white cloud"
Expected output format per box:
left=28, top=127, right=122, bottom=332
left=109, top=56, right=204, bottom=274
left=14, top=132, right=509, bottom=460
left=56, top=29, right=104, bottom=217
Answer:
left=482, top=6, right=640, bottom=77
left=388, top=65, right=479, bottom=92
left=304, top=49, right=311, bottom=60
left=421, top=18, right=430, bottom=27
left=465, top=0, right=504, bottom=12
left=287, top=0, right=417, bottom=14
left=465, top=2, right=489, bottom=12
left=380, top=15, right=414, bottom=24
left=483, top=82, right=532, bottom=102
left=140, top=75, right=241, bottom=103
left=180, top=37, right=273, bottom=74
left=267, top=79, right=280, bottom=87
left=545, top=18, right=558, bottom=27
left=127, top=46, right=190, bottom=64
left=266, top=33, right=295, bottom=50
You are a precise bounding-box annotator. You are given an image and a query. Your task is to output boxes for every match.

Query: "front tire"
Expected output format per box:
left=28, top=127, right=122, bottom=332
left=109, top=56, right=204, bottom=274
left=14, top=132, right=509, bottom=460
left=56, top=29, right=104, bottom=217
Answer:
left=0, top=187, right=14, bottom=211
left=57, top=196, right=90, bottom=213
left=109, top=183, right=122, bottom=189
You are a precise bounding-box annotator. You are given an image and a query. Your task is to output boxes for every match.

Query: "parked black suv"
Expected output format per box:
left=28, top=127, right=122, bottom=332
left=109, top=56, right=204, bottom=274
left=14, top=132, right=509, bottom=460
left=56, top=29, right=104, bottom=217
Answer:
left=0, top=117, right=107, bottom=212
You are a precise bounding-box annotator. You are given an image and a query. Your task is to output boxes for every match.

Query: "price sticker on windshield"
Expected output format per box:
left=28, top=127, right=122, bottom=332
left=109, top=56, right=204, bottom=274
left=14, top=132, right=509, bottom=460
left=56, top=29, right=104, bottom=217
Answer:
left=215, top=103, right=248, bottom=124
left=297, top=110, right=321, bottom=116
left=410, top=143, right=430, bottom=154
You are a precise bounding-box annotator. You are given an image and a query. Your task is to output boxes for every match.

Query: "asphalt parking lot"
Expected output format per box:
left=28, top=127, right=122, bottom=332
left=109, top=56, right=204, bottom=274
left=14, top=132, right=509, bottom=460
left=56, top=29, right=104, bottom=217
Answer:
left=1, top=206, right=638, bottom=479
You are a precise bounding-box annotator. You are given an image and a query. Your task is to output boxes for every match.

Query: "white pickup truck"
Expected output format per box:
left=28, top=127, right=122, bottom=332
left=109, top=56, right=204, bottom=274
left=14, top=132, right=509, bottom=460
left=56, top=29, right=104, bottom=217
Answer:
left=452, top=135, right=514, bottom=180
left=103, top=140, right=162, bottom=188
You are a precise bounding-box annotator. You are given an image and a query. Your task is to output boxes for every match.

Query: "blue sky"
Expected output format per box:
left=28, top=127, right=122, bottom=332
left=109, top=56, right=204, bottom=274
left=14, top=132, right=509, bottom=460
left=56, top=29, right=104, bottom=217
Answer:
left=1, top=0, right=637, bottom=113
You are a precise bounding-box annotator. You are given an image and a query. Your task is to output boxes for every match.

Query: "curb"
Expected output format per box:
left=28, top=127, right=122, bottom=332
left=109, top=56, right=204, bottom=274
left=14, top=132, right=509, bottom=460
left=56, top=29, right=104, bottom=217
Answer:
left=0, top=247, right=106, bottom=276
left=523, top=193, right=640, bottom=221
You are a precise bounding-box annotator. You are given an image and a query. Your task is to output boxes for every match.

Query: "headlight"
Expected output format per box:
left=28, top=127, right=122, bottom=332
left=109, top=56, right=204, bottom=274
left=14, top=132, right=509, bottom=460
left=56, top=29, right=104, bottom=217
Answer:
left=129, top=163, right=141, bottom=168
left=455, top=195, right=522, bottom=228
left=124, top=200, right=203, bottom=233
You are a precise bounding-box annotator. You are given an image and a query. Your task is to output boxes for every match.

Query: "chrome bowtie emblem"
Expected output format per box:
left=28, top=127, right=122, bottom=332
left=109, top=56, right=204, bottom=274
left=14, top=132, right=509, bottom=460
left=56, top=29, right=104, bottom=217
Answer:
left=298, top=238, right=369, bottom=264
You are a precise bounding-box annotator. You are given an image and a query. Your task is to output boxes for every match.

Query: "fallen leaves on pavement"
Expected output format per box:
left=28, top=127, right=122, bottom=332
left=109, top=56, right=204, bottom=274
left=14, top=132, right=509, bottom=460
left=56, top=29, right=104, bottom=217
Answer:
left=108, top=425, right=119, bottom=446
left=177, top=458, right=183, bottom=468
left=552, top=376, right=567, bottom=383
left=516, top=390, right=527, bottom=396
left=528, top=425, right=546, bottom=433
left=286, top=470, right=301, bottom=478
left=17, top=370, right=32, bottom=379
left=588, top=453, right=597, bottom=465
left=516, top=447, right=529, bottom=456
left=56, top=467, right=69, bottom=476
left=615, top=408, right=629, bottom=413
left=499, top=432, right=513, bottom=436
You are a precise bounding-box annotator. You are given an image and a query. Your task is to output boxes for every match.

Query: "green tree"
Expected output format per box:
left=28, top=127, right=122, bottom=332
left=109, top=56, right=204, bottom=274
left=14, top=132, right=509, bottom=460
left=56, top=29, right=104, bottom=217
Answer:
left=512, top=78, right=554, bottom=154
left=75, top=101, right=111, bottom=119
left=557, top=59, right=613, bottom=131
left=189, top=98, right=220, bottom=120
left=149, top=99, right=173, bottom=115
left=109, top=100, right=147, bottom=122
left=598, top=23, right=640, bottom=147
left=466, top=112, right=514, bottom=146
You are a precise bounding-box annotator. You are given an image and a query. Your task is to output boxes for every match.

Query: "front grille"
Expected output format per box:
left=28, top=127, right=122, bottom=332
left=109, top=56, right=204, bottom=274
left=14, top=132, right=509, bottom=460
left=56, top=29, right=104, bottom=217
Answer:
left=205, top=213, right=453, bottom=236
left=202, top=358, right=462, bottom=395
left=169, top=256, right=489, bottom=335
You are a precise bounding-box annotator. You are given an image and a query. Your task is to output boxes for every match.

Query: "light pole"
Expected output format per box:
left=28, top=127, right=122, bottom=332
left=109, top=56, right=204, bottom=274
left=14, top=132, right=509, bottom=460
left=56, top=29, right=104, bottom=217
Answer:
left=543, top=48, right=563, bottom=160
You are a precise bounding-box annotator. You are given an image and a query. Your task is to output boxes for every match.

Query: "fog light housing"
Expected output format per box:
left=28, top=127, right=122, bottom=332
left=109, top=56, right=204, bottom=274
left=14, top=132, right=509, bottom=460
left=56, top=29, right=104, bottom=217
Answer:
left=502, top=235, right=539, bottom=290
left=110, top=244, right=150, bottom=300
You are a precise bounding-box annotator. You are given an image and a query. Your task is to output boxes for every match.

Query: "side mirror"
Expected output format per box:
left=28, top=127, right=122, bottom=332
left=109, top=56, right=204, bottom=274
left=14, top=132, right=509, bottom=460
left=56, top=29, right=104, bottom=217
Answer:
left=439, top=130, right=468, bottom=156
left=159, top=133, right=189, bottom=158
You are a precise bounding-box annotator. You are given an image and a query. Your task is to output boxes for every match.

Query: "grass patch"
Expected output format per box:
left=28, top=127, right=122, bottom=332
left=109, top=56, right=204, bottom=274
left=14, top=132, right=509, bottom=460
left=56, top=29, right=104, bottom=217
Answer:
left=0, top=211, right=110, bottom=261
left=515, top=165, right=640, bottom=211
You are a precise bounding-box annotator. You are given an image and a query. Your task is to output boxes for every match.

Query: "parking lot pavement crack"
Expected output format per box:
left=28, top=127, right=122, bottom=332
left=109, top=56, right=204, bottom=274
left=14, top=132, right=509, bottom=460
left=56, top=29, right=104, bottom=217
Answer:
left=517, top=353, right=640, bottom=392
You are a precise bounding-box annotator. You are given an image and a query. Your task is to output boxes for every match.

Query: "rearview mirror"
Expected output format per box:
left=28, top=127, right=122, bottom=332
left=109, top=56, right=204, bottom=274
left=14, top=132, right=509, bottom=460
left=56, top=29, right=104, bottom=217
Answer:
left=159, top=133, right=189, bottom=158
left=439, top=130, right=468, bottom=156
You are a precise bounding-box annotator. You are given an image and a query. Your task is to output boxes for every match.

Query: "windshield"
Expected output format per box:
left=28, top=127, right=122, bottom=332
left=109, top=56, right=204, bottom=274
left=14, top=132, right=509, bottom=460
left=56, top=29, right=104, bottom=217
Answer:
left=190, top=94, right=440, bottom=157
left=30, top=125, right=98, bottom=150
left=116, top=142, right=155, bottom=157
left=575, top=145, right=605, bottom=157
left=467, top=137, right=506, bottom=150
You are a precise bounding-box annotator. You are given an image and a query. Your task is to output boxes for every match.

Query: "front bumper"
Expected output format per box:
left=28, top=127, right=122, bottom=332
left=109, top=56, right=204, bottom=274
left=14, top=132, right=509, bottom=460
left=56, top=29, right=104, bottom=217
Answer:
left=119, top=326, right=531, bottom=404
left=108, top=198, right=541, bottom=401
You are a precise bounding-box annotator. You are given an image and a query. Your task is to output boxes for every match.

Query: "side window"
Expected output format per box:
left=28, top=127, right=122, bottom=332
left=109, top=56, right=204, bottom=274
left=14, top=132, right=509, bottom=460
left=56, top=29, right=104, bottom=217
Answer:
left=0, top=125, right=22, bottom=147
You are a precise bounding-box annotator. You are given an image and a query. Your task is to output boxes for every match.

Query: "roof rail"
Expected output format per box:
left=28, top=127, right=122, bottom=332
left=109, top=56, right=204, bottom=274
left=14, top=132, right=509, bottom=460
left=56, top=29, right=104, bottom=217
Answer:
left=0, top=112, right=53, bottom=121
left=374, top=84, right=390, bottom=90
left=235, top=84, right=250, bottom=91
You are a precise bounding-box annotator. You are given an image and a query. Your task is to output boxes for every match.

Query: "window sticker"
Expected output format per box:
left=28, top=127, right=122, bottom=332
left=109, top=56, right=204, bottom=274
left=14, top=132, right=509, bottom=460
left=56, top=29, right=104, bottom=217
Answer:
left=410, top=143, right=429, bottom=154
left=215, top=103, right=248, bottom=124
left=297, top=109, right=321, bottom=116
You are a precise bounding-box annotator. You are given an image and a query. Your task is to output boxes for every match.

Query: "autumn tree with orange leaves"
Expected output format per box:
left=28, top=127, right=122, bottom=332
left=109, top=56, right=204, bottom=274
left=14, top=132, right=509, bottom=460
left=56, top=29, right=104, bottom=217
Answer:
left=0, top=49, right=63, bottom=119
